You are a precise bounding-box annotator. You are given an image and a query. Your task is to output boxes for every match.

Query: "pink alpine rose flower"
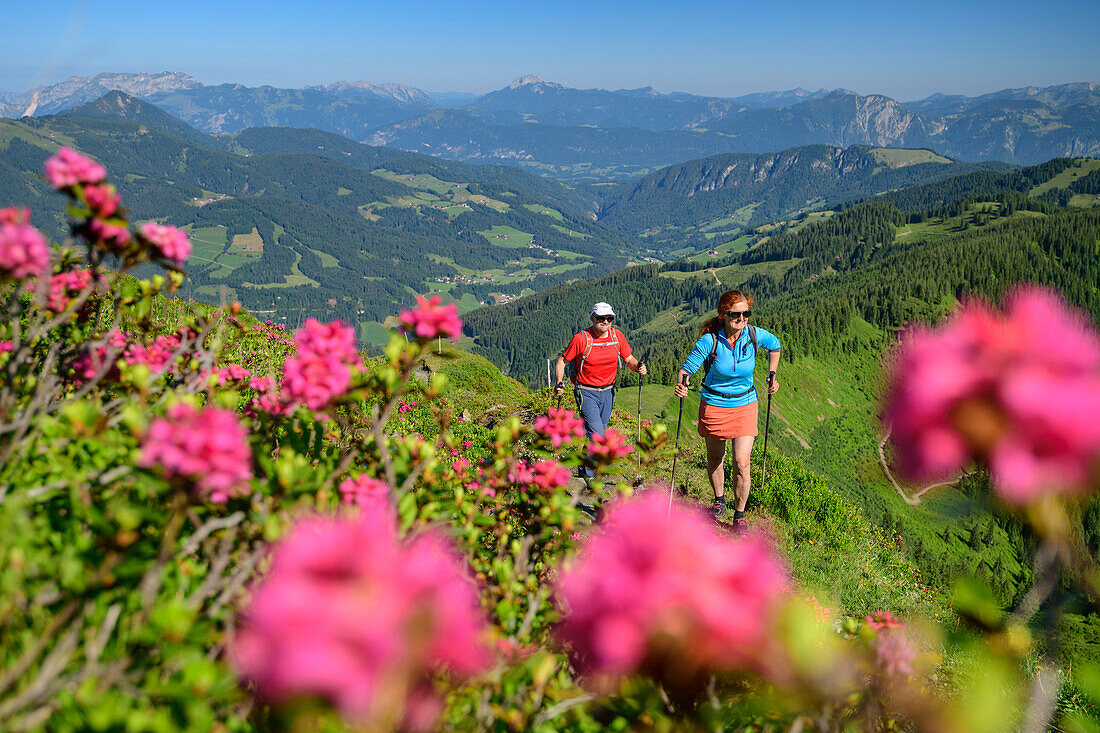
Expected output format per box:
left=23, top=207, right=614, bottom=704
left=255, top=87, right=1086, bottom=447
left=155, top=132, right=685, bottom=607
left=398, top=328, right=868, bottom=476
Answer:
left=534, top=407, right=586, bottom=448
left=83, top=183, right=121, bottom=218
left=883, top=286, right=1100, bottom=504
left=282, top=353, right=351, bottom=410
left=589, top=427, right=633, bottom=460
left=0, top=221, right=50, bottom=279
left=43, top=147, right=106, bottom=189
left=531, top=459, right=571, bottom=493
left=139, top=403, right=253, bottom=503
left=87, top=219, right=132, bottom=250
left=232, top=506, right=491, bottom=728
left=556, top=491, right=789, bottom=688
left=281, top=319, right=360, bottom=410
left=139, top=222, right=191, bottom=265
left=398, top=295, right=463, bottom=341
left=46, top=269, right=96, bottom=312
left=295, top=318, right=360, bottom=366
left=338, top=473, right=391, bottom=512
left=0, top=206, right=30, bottom=225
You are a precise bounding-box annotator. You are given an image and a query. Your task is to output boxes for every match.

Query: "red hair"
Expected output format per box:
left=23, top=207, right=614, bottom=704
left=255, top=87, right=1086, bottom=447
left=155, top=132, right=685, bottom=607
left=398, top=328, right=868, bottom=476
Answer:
left=699, top=290, right=754, bottom=335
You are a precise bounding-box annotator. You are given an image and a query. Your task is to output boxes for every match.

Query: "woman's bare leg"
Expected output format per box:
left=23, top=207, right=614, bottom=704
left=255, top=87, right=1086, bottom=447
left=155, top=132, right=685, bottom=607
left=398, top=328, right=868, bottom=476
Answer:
left=731, top=435, right=755, bottom=511
left=704, top=436, right=726, bottom=499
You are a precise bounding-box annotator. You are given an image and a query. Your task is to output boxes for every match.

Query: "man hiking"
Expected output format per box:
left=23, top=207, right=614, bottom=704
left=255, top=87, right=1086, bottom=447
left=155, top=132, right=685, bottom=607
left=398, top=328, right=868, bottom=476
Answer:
left=673, top=290, right=780, bottom=533
left=555, top=302, right=646, bottom=477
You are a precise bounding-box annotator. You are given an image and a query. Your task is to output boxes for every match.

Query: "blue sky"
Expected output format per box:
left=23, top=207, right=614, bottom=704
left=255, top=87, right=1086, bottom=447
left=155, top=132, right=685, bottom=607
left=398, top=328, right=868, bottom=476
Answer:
left=3, top=0, right=1098, bottom=100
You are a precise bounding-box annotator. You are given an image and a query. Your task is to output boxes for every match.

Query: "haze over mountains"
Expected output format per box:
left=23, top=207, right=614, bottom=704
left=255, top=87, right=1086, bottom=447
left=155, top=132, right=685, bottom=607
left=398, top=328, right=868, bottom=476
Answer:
left=3, top=72, right=1099, bottom=180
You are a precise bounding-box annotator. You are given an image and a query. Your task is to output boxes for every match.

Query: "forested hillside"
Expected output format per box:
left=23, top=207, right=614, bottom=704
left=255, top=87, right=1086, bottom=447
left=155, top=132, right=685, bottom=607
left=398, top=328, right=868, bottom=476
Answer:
left=595, top=145, right=982, bottom=241
left=0, top=94, right=639, bottom=341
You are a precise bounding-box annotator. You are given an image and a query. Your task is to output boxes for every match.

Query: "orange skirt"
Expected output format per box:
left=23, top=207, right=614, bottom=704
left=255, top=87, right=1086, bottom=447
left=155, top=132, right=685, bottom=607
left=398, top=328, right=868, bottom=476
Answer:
left=697, top=400, right=758, bottom=439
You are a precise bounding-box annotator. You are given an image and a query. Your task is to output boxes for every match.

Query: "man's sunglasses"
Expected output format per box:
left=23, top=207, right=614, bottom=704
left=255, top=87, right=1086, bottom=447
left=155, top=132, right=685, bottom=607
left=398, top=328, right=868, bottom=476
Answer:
left=725, top=310, right=752, bottom=320
left=593, top=315, right=615, bottom=323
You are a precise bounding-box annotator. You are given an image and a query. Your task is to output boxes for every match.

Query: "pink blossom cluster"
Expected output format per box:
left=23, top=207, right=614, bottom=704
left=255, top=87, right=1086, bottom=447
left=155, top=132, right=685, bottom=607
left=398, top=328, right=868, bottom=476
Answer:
left=865, top=610, right=903, bottom=631
left=139, top=403, right=253, bottom=503
left=534, top=407, right=586, bottom=448
left=589, top=427, right=633, bottom=460
left=71, top=329, right=127, bottom=383
left=0, top=341, right=12, bottom=354
left=884, top=286, right=1100, bottom=504
left=87, top=219, right=131, bottom=251
left=83, top=184, right=121, bottom=218
left=43, top=147, right=106, bottom=189
left=555, top=491, right=789, bottom=685
left=865, top=611, right=915, bottom=678
left=139, top=222, right=192, bottom=266
left=205, top=363, right=252, bottom=386
left=124, top=332, right=184, bottom=374
left=46, top=269, right=96, bottom=312
left=531, top=459, right=571, bottom=493
left=247, top=375, right=294, bottom=417
left=338, top=473, right=391, bottom=512
left=0, top=211, right=50, bottom=280
left=398, top=295, right=463, bottom=341
left=232, top=505, right=491, bottom=727
left=282, top=319, right=360, bottom=411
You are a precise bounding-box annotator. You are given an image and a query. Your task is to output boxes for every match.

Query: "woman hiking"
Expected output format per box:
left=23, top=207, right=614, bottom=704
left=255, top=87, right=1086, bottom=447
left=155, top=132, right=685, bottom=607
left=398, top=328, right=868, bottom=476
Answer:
left=555, top=302, right=646, bottom=477
left=673, top=290, right=780, bottom=533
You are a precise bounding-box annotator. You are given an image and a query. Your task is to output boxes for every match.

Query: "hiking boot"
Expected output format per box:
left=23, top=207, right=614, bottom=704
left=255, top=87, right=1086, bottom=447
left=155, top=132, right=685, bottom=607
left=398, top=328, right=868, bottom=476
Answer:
left=732, top=516, right=748, bottom=536
left=711, top=498, right=727, bottom=519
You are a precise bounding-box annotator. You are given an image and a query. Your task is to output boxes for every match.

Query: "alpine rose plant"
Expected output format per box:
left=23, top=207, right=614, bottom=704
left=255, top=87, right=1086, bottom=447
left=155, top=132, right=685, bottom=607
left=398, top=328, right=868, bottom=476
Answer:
left=556, top=491, right=788, bottom=687
left=139, top=403, right=253, bottom=503
left=884, top=286, right=1100, bottom=503
left=232, top=505, right=491, bottom=728
left=43, top=147, right=106, bottom=189
left=398, top=295, right=462, bottom=341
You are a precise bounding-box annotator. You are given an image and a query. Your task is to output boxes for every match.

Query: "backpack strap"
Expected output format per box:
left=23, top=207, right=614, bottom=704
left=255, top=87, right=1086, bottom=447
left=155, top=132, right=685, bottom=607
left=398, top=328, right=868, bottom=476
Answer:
left=702, top=331, right=720, bottom=380
left=573, top=330, right=594, bottom=377
left=575, top=328, right=622, bottom=377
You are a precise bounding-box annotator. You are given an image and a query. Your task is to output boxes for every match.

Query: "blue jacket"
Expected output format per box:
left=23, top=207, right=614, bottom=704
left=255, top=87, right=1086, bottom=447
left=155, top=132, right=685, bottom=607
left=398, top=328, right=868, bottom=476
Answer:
left=680, top=327, right=781, bottom=407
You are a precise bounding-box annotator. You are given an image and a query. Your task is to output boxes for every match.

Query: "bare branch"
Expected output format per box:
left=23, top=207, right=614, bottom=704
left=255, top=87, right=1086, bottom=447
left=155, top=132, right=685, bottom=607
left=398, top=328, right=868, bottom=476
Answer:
left=531, top=693, right=596, bottom=727
left=180, top=512, right=245, bottom=557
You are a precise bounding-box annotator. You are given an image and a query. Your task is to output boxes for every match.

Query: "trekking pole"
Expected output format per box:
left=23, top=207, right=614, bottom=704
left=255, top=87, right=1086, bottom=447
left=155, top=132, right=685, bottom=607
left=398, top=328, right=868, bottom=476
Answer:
left=760, top=372, right=774, bottom=490
left=636, top=359, right=644, bottom=471
left=668, top=373, right=689, bottom=518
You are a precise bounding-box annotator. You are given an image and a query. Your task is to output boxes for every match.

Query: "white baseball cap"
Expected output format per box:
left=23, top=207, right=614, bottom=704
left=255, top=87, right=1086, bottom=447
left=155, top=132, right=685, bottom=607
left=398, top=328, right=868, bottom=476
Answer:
left=592, top=302, right=615, bottom=316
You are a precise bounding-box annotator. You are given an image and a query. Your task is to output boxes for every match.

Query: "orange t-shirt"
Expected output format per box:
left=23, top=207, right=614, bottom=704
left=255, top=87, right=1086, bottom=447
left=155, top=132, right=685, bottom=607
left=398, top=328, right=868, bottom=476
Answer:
left=562, top=328, right=632, bottom=386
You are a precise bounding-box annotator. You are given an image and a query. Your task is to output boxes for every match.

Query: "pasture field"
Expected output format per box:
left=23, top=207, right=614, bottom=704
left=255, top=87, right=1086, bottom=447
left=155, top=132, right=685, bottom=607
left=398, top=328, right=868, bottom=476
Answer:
left=522, top=203, right=564, bottom=220
left=1029, top=158, right=1100, bottom=195
left=371, top=170, right=511, bottom=212
left=310, top=248, right=340, bottom=267
left=185, top=225, right=228, bottom=262
left=479, top=225, right=535, bottom=248
left=551, top=224, right=589, bottom=238
left=229, top=227, right=264, bottom=254
left=869, top=147, right=953, bottom=167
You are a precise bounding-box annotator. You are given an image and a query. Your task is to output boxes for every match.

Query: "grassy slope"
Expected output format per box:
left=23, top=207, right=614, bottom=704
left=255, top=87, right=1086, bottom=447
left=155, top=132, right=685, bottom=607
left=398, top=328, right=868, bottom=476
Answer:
left=423, top=344, right=944, bottom=620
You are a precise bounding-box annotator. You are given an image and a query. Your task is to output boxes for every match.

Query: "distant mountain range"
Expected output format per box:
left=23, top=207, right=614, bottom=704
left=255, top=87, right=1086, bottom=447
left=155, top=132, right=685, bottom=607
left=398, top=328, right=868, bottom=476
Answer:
left=2, top=73, right=1099, bottom=178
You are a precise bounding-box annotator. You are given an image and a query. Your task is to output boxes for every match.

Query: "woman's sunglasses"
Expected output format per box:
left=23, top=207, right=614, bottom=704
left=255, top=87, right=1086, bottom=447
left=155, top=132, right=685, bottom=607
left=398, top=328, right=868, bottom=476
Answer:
left=593, top=315, right=615, bottom=323
left=725, top=310, right=752, bottom=320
